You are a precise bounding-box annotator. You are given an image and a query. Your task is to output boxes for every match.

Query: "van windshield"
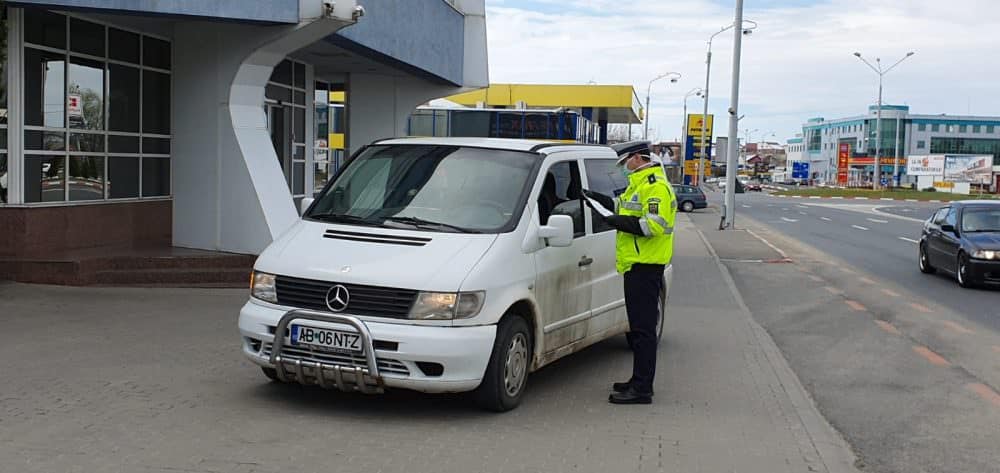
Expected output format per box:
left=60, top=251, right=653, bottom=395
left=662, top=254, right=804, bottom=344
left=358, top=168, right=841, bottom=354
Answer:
left=307, top=145, right=539, bottom=233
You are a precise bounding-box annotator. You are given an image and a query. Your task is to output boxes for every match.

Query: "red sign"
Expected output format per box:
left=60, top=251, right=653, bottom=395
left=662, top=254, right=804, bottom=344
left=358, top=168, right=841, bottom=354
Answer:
left=837, top=143, right=850, bottom=185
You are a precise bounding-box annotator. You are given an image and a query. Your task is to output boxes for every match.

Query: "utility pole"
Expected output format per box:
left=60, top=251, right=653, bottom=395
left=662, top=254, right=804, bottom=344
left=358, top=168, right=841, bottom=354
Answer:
left=722, top=0, right=745, bottom=230
left=854, top=51, right=915, bottom=190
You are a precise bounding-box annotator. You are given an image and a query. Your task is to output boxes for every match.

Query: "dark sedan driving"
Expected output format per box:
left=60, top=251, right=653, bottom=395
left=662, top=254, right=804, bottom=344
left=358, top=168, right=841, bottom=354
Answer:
left=919, top=200, right=1000, bottom=288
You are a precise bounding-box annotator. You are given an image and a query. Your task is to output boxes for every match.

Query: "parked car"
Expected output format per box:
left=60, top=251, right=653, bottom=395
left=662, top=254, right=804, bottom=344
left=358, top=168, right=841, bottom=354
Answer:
left=745, top=183, right=762, bottom=192
left=673, top=184, right=708, bottom=212
left=919, top=201, right=1000, bottom=288
left=239, top=137, right=674, bottom=411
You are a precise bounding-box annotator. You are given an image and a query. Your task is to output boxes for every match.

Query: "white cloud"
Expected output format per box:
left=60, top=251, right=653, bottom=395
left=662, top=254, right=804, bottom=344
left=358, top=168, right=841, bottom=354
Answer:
left=485, top=0, right=1000, bottom=143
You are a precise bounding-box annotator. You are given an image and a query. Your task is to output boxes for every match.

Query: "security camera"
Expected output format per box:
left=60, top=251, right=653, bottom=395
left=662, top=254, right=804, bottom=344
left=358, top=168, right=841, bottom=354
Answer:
left=670, top=78, right=678, bottom=83
left=322, top=1, right=335, bottom=17
left=743, top=29, right=753, bottom=35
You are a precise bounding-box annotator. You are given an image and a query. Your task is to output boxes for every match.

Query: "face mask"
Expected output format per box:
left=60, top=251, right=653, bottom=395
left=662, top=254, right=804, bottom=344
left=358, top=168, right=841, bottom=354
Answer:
left=619, top=166, right=632, bottom=178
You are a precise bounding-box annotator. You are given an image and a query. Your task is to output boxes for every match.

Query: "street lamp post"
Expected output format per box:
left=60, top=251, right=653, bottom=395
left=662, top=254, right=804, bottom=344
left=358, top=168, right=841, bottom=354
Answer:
left=681, top=87, right=703, bottom=166
left=722, top=0, right=748, bottom=230
left=702, top=19, right=756, bottom=190
left=853, top=51, right=915, bottom=190
left=644, top=72, right=682, bottom=141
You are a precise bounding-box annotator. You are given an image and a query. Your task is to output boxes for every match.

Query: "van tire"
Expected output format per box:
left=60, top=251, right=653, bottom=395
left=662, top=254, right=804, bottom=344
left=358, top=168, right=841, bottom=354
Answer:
left=475, top=315, right=532, bottom=412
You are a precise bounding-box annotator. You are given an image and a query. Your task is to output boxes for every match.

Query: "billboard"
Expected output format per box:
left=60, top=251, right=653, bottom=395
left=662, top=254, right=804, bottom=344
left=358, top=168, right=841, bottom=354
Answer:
left=906, top=155, right=945, bottom=176
left=686, top=114, right=714, bottom=139
left=944, top=155, right=992, bottom=184
left=715, top=137, right=728, bottom=163
left=837, top=143, right=850, bottom=185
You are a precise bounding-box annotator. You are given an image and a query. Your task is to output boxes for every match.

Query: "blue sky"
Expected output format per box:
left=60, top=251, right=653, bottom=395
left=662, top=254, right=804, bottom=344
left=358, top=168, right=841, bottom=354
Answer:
left=483, top=0, right=1000, bottom=144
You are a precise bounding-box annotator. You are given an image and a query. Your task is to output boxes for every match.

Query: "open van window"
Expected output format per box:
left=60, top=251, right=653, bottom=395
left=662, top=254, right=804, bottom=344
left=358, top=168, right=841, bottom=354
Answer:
left=307, top=145, right=539, bottom=233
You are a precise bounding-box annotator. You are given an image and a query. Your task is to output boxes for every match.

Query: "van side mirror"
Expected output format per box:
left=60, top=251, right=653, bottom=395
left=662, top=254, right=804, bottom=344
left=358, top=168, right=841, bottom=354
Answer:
left=538, top=215, right=574, bottom=247
left=299, top=197, right=315, bottom=215
left=940, top=223, right=956, bottom=234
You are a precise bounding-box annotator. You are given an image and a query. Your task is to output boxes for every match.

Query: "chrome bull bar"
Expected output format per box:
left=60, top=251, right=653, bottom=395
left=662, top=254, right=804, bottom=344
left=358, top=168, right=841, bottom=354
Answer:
left=269, top=309, right=384, bottom=394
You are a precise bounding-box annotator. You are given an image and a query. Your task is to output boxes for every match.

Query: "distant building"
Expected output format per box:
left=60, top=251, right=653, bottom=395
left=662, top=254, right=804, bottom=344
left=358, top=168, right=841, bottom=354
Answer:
left=800, top=105, right=1000, bottom=185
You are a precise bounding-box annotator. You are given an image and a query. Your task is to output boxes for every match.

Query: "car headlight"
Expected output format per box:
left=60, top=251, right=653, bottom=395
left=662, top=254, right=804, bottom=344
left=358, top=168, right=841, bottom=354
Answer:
left=251, top=271, right=277, bottom=303
left=971, top=250, right=998, bottom=260
left=410, top=291, right=485, bottom=320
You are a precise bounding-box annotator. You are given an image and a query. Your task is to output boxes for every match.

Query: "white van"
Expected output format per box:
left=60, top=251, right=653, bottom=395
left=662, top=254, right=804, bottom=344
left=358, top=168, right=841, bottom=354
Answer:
left=238, top=137, right=673, bottom=411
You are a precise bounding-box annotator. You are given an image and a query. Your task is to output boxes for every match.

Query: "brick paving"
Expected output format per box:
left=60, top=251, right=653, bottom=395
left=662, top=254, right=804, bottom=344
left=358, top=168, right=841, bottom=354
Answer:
left=0, top=214, right=854, bottom=473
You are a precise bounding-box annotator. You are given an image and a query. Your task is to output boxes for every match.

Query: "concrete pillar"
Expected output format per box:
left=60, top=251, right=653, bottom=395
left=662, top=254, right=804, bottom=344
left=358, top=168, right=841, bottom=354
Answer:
left=172, top=4, right=357, bottom=254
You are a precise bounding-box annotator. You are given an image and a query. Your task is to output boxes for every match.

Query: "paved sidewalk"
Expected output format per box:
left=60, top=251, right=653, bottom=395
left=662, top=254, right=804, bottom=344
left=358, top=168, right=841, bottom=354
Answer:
left=0, top=215, right=856, bottom=473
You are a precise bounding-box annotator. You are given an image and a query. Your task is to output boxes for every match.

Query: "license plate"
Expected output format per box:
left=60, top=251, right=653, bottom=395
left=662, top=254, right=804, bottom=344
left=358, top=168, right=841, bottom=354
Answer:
left=290, top=324, right=362, bottom=353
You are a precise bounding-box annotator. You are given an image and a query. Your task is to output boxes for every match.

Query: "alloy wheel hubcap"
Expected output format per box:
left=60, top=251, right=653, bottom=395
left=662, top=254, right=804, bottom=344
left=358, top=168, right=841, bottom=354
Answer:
left=503, top=333, right=528, bottom=397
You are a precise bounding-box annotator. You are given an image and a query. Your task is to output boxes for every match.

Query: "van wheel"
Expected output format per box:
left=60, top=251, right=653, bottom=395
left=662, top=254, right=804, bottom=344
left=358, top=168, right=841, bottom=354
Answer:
left=656, top=286, right=666, bottom=342
left=681, top=201, right=695, bottom=212
left=476, top=315, right=532, bottom=412
left=261, top=367, right=281, bottom=382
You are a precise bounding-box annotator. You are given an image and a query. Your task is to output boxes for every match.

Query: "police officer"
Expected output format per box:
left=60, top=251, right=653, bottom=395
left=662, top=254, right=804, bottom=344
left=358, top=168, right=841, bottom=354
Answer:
left=584, top=141, right=676, bottom=404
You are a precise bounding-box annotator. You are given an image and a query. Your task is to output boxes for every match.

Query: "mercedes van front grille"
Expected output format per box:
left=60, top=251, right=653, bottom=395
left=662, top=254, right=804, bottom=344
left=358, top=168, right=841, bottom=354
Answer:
left=323, top=229, right=431, bottom=247
left=275, top=275, right=418, bottom=318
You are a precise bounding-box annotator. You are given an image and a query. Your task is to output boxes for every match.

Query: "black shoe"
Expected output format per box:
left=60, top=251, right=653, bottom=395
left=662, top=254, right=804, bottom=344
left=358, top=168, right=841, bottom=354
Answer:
left=612, top=381, right=632, bottom=393
left=608, top=388, right=653, bottom=404
left=612, top=381, right=653, bottom=395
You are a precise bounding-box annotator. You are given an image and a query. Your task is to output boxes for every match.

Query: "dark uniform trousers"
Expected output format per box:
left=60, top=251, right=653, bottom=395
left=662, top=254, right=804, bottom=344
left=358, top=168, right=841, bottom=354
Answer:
left=623, top=263, right=664, bottom=395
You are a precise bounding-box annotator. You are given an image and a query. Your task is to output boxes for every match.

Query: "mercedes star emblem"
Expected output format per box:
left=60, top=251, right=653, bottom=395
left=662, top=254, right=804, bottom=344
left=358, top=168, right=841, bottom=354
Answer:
left=325, top=284, right=350, bottom=312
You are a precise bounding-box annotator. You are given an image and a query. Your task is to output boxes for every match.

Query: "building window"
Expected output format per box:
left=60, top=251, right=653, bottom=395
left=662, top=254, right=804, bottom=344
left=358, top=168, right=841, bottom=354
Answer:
left=930, top=137, right=1000, bottom=165
left=917, top=140, right=926, bottom=149
left=931, top=124, right=939, bottom=132
left=959, top=125, right=967, bottom=133
left=973, top=125, right=981, bottom=133
left=20, top=11, right=171, bottom=204
left=266, top=59, right=309, bottom=200
left=989, top=125, right=996, bottom=134
left=918, top=123, right=926, bottom=132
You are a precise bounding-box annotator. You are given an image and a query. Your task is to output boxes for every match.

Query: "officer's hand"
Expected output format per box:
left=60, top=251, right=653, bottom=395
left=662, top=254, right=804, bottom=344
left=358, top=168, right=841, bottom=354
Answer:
left=582, top=189, right=614, bottom=211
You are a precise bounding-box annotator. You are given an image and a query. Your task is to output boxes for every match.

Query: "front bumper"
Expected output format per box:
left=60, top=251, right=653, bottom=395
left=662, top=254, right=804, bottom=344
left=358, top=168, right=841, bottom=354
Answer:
left=967, top=258, right=1000, bottom=284
left=238, top=301, right=496, bottom=393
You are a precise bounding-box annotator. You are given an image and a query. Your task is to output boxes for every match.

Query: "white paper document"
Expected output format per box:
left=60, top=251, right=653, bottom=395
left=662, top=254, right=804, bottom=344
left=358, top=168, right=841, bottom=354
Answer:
left=585, top=195, right=615, bottom=218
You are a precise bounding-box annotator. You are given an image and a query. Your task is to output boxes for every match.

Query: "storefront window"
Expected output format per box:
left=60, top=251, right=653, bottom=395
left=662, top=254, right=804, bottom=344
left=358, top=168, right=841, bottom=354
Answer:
left=20, top=11, right=171, bottom=204
left=266, top=59, right=307, bottom=198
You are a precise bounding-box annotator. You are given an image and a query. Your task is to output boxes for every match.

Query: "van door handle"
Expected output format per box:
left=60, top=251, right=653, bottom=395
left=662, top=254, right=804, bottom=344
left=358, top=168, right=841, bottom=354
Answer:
left=578, top=256, right=594, bottom=267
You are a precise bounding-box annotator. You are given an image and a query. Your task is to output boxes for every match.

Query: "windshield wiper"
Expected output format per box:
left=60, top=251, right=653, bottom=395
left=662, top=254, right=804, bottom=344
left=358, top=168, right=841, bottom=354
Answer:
left=383, top=216, right=479, bottom=233
left=308, top=212, right=381, bottom=226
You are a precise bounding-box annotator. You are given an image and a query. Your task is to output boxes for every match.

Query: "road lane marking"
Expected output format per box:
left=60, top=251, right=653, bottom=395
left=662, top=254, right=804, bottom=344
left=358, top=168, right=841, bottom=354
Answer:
left=796, top=205, right=809, bottom=209
left=941, top=320, right=974, bottom=334
left=809, top=196, right=822, bottom=199
left=831, top=196, right=844, bottom=199
left=881, top=288, right=901, bottom=297
left=745, top=228, right=790, bottom=259
left=898, top=237, right=919, bottom=244
left=905, top=199, right=918, bottom=202
left=860, top=277, right=876, bottom=284
left=875, top=320, right=901, bottom=335
left=845, top=300, right=867, bottom=311
left=909, top=303, right=933, bottom=314
left=880, top=198, right=895, bottom=201
left=913, top=345, right=951, bottom=367
left=741, top=204, right=751, bottom=208
left=799, top=211, right=808, bottom=215
left=782, top=208, right=790, bottom=211
left=866, top=218, right=889, bottom=223
left=852, top=225, right=869, bottom=231
left=824, top=286, right=843, bottom=295
left=781, top=217, right=798, bottom=223
left=820, top=217, right=832, bottom=221
left=967, top=383, right=1000, bottom=409
left=808, top=274, right=824, bottom=282
left=854, top=197, right=869, bottom=200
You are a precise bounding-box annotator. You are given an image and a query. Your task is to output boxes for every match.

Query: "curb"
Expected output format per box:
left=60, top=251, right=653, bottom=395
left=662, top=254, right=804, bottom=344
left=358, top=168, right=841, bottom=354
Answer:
left=772, top=195, right=965, bottom=203
left=689, top=218, right=861, bottom=473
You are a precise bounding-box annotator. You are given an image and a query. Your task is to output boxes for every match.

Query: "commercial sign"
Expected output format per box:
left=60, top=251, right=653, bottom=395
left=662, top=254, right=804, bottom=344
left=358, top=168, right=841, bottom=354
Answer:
left=67, top=94, right=82, bottom=117
left=837, top=143, right=850, bottom=185
left=686, top=114, right=714, bottom=139
left=906, top=155, right=945, bottom=176
left=944, top=155, right=992, bottom=184
left=684, top=158, right=710, bottom=177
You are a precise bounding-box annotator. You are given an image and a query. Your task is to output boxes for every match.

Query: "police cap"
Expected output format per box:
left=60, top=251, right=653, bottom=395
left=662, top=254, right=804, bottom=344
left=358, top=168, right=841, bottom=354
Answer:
left=611, top=140, right=652, bottom=165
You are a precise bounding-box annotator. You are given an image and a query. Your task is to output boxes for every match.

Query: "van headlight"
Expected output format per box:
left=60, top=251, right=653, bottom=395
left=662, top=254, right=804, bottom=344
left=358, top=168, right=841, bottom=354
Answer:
left=410, top=291, right=485, bottom=320
left=971, top=250, right=998, bottom=260
left=251, top=271, right=278, bottom=303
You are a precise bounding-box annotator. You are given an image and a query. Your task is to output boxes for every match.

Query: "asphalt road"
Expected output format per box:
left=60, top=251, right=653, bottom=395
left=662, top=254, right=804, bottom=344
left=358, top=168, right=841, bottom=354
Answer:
left=687, top=196, right=1000, bottom=473
left=723, top=191, right=999, bottom=331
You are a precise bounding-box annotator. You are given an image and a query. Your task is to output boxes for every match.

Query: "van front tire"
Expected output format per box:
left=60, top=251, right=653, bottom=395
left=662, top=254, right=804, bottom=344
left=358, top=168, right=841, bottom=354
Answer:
left=475, top=315, right=532, bottom=412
